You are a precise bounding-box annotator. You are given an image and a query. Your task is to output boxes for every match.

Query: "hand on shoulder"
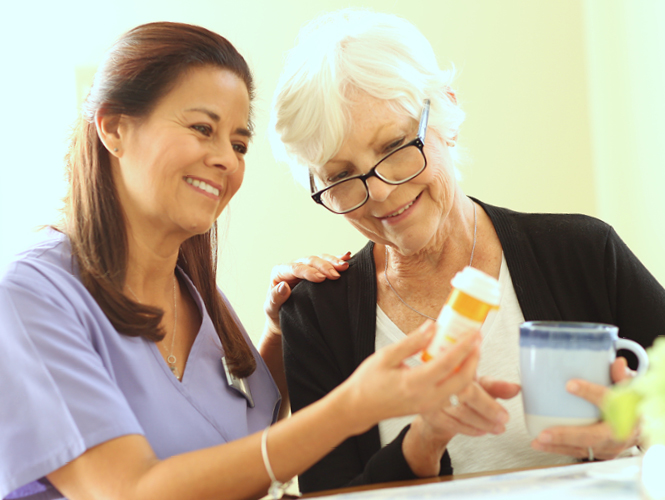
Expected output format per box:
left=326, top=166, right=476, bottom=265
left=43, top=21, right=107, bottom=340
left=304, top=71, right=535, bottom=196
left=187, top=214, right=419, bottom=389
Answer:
left=263, top=252, right=351, bottom=337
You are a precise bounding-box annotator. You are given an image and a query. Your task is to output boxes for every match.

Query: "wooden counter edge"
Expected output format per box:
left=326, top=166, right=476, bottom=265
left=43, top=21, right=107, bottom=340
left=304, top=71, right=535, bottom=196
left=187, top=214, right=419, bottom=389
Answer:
left=301, top=463, right=572, bottom=498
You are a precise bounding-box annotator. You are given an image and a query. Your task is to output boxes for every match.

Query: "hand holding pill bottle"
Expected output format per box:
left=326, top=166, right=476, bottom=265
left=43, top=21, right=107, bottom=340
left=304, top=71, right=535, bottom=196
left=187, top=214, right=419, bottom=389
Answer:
left=422, top=266, right=500, bottom=361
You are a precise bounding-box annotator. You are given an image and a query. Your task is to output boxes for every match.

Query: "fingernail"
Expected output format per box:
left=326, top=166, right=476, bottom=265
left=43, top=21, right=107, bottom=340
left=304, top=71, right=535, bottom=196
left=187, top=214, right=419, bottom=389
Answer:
left=277, top=282, right=288, bottom=295
left=538, top=432, right=552, bottom=443
left=532, top=441, right=544, bottom=451
left=567, top=381, right=579, bottom=393
left=337, top=260, right=349, bottom=266
left=492, top=423, right=504, bottom=434
left=330, top=270, right=340, bottom=278
left=497, top=411, right=509, bottom=424
left=315, top=272, right=326, bottom=280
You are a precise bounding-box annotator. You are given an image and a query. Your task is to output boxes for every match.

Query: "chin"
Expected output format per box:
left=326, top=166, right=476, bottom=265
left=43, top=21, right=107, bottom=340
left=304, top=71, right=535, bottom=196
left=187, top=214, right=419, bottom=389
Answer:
left=182, top=217, right=216, bottom=236
left=388, top=227, right=437, bottom=256
left=388, top=238, right=425, bottom=257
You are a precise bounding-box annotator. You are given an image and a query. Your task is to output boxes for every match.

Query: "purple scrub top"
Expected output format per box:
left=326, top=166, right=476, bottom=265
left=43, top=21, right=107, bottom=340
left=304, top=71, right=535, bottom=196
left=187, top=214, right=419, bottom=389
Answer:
left=0, top=234, right=280, bottom=500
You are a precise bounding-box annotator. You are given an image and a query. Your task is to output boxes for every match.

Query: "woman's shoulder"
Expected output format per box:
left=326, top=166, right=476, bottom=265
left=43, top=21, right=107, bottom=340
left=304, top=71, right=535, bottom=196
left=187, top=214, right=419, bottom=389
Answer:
left=288, top=241, right=375, bottom=303
left=2, top=230, right=74, bottom=282
left=281, top=242, right=376, bottom=331
left=477, top=199, right=614, bottom=247
left=0, top=232, right=96, bottom=325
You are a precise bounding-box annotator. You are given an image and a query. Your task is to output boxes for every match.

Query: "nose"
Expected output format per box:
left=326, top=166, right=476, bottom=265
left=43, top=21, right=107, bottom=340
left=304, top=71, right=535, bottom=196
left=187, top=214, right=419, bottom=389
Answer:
left=204, top=141, right=241, bottom=174
left=366, top=175, right=398, bottom=203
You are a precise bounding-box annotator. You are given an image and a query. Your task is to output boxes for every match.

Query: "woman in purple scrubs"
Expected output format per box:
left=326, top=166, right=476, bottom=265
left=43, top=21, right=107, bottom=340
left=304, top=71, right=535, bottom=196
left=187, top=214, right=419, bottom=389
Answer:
left=0, top=22, right=481, bottom=500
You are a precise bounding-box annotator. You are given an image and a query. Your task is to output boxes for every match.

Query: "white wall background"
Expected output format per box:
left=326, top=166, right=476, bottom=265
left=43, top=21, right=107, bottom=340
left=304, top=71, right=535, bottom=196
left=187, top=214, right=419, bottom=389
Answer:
left=1, top=0, right=663, bottom=343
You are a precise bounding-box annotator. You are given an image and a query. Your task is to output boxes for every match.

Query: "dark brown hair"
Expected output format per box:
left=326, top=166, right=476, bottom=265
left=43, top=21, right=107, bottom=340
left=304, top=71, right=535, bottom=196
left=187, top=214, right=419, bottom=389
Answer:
left=63, top=22, right=256, bottom=377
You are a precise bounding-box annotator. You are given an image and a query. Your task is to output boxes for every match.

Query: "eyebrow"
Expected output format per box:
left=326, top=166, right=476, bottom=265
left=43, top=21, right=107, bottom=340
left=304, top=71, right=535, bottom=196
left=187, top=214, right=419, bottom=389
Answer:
left=185, top=107, right=253, bottom=138
left=325, top=125, right=409, bottom=167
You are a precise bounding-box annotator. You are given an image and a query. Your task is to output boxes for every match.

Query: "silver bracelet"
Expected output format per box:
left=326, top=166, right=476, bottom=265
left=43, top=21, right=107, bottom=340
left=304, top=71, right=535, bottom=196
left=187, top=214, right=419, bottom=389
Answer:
left=261, top=427, right=293, bottom=499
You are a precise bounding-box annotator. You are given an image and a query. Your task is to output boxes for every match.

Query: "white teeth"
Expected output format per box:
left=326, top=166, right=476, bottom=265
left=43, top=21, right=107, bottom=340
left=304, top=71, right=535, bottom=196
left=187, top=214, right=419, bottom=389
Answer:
left=387, top=199, right=415, bottom=218
left=186, top=177, right=220, bottom=197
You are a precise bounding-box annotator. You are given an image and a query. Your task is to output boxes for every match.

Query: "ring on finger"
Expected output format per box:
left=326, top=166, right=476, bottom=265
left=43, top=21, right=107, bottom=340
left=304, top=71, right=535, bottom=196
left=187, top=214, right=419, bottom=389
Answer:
left=449, top=394, right=460, bottom=407
left=587, top=446, right=595, bottom=462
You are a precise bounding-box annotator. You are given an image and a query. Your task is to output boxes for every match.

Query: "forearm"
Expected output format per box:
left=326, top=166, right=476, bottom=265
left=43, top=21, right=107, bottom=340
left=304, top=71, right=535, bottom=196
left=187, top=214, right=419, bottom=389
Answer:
left=402, top=416, right=452, bottom=477
left=51, top=382, right=366, bottom=500
left=146, top=383, right=365, bottom=499
left=258, top=328, right=289, bottom=419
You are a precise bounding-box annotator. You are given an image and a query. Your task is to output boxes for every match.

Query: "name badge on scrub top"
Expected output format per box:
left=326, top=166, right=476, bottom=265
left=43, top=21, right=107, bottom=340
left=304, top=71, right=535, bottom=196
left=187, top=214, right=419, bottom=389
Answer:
left=221, top=356, right=255, bottom=408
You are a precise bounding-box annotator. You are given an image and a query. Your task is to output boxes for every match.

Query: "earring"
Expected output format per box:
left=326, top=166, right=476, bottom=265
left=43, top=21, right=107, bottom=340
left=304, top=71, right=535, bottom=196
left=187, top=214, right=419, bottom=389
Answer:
left=445, top=140, right=456, bottom=148
left=113, top=148, right=118, bottom=152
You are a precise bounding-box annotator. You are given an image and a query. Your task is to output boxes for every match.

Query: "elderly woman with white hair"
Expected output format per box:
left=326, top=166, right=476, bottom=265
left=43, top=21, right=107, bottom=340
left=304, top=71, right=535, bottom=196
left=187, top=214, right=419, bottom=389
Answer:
left=271, top=9, right=665, bottom=494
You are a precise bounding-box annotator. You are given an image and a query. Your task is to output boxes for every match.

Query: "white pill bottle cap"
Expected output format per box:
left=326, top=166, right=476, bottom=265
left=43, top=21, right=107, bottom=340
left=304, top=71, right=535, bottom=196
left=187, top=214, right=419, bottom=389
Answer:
left=451, top=266, right=500, bottom=306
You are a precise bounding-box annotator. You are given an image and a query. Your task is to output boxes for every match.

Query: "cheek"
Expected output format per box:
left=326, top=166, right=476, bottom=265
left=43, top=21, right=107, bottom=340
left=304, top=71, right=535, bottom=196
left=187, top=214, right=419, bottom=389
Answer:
left=423, top=133, right=455, bottom=179
left=130, top=142, right=178, bottom=187
left=118, top=155, right=161, bottom=200
left=422, top=152, right=456, bottom=199
left=343, top=206, right=370, bottom=226
left=230, top=166, right=245, bottom=195
left=217, top=166, right=245, bottom=214
left=429, top=168, right=453, bottom=192
left=343, top=209, right=381, bottom=238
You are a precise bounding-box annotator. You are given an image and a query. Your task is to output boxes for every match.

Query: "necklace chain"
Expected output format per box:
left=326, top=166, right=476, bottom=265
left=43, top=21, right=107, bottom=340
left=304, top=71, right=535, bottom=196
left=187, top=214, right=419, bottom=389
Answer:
left=384, top=202, right=477, bottom=322
left=127, top=275, right=180, bottom=380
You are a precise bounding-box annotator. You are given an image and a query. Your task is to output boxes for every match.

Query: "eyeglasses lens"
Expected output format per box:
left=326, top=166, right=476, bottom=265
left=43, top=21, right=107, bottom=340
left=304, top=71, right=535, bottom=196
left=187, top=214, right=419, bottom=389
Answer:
left=319, top=145, right=425, bottom=213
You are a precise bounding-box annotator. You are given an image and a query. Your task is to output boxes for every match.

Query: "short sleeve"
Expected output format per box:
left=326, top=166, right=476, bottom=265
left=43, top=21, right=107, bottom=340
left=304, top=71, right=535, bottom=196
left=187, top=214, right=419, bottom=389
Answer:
left=0, top=264, right=144, bottom=498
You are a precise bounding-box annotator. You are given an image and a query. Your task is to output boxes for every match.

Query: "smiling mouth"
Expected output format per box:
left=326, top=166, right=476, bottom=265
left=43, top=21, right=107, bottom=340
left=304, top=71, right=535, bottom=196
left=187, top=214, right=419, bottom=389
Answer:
left=185, top=177, right=220, bottom=197
left=384, top=194, right=420, bottom=218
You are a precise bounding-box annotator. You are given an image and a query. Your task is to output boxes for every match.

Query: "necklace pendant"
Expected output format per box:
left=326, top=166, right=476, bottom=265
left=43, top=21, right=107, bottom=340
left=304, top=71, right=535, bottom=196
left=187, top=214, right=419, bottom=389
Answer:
left=169, top=364, right=181, bottom=380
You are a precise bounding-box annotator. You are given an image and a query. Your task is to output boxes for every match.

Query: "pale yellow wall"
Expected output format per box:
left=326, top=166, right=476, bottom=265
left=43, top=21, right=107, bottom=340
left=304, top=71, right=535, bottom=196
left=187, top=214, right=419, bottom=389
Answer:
left=584, top=0, right=665, bottom=290
left=0, top=0, right=661, bottom=344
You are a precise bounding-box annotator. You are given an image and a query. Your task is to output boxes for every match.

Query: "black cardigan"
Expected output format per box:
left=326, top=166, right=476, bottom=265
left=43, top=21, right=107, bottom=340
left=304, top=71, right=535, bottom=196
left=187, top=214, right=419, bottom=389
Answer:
left=281, top=200, right=665, bottom=493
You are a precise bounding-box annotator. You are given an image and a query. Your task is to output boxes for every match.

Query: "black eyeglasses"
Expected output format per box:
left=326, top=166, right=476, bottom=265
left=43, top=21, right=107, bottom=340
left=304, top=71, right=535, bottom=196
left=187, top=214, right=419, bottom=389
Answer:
left=310, top=100, right=430, bottom=214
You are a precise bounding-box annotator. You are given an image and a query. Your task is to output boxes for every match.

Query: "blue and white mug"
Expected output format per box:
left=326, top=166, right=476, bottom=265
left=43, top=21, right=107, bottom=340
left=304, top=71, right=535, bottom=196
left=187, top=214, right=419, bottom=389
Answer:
left=519, top=321, right=649, bottom=437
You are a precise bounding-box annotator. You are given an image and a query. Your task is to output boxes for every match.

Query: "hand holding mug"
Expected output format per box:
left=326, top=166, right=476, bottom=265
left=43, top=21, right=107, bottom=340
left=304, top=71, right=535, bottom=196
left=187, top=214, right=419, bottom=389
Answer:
left=531, top=356, right=641, bottom=460
left=519, top=322, right=647, bottom=460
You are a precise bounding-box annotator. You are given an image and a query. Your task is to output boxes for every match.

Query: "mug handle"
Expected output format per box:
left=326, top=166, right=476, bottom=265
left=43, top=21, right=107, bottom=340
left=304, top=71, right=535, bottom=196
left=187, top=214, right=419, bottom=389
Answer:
left=615, top=339, right=649, bottom=375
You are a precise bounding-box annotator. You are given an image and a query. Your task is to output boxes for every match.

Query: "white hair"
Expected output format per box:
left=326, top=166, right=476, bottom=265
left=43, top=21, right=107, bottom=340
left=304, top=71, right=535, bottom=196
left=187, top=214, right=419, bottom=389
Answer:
left=270, top=8, right=466, bottom=188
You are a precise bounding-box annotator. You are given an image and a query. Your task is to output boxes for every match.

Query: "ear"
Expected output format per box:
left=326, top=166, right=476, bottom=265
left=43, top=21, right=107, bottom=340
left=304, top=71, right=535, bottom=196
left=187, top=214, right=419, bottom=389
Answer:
left=449, top=131, right=459, bottom=146
left=95, top=109, right=123, bottom=157
left=444, top=86, right=458, bottom=106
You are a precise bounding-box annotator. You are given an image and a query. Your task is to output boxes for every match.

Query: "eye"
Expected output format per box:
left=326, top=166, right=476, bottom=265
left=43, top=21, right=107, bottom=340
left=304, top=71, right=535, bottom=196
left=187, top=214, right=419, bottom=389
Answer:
left=327, top=170, right=353, bottom=184
left=233, top=143, right=248, bottom=155
left=384, top=137, right=406, bottom=153
left=191, top=124, right=212, bottom=136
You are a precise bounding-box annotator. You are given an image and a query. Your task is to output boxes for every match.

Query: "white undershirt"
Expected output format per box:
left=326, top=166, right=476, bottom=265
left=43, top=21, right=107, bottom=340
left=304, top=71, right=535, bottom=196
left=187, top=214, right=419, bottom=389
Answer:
left=376, top=254, right=577, bottom=474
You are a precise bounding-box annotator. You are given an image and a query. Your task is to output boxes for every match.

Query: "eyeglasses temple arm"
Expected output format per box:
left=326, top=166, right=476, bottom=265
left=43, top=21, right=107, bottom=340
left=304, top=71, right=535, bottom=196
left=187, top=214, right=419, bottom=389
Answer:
left=418, top=99, right=430, bottom=142
left=309, top=171, right=317, bottom=194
